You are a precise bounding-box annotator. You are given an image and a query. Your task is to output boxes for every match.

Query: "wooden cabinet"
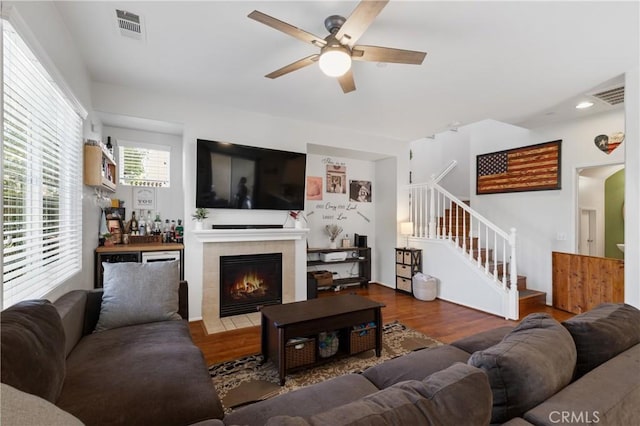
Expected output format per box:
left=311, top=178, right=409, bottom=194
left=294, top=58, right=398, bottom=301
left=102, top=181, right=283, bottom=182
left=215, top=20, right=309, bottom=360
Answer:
left=395, top=248, right=422, bottom=294
left=84, top=144, right=117, bottom=192
left=552, top=251, right=624, bottom=314
left=307, top=247, right=371, bottom=297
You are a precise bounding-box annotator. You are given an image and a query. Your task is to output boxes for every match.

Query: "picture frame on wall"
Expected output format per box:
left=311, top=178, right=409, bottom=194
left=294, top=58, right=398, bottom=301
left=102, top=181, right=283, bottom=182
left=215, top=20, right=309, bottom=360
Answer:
left=133, top=187, right=156, bottom=210
left=349, top=180, right=372, bottom=202
left=326, top=165, right=346, bottom=194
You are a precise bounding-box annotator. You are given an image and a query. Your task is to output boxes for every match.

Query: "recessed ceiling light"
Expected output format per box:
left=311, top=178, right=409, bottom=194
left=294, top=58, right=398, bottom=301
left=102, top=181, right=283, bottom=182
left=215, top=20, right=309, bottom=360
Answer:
left=576, top=101, right=594, bottom=109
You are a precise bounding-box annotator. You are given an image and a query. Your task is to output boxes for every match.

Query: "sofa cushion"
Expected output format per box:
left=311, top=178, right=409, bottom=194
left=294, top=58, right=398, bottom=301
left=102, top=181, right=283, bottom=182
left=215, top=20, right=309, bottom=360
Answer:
left=224, top=374, right=379, bottom=426
left=53, top=290, right=88, bottom=357
left=562, top=303, right=640, bottom=379
left=0, top=300, right=66, bottom=403
left=468, top=313, right=577, bottom=424
left=94, top=260, right=181, bottom=332
left=362, top=344, right=470, bottom=389
left=450, top=325, right=514, bottom=354
left=523, top=344, right=640, bottom=426
left=290, top=363, right=491, bottom=426
left=57, top=320, right=223, bottom=425
left=1, top=383, right=84, bottom=426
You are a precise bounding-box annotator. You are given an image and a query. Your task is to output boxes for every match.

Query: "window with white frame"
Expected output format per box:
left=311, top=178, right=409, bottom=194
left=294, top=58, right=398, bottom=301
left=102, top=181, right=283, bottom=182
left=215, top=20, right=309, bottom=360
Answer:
left=118, top=141, right=170, bottom=187
left=2, top=19, right=84, bottom=308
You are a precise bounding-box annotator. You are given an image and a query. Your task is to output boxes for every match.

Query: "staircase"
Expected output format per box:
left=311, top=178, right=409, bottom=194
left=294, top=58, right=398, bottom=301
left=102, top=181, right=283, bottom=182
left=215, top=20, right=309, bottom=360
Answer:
left=408, top=179, right=545, bottom=320
left=440, top=203, right=546, bottom=318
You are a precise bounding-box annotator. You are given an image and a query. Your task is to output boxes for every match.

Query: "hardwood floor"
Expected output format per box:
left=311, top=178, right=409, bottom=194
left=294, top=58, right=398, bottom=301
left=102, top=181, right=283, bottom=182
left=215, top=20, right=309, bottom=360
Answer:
left=189, top=283, right=574, bottom=366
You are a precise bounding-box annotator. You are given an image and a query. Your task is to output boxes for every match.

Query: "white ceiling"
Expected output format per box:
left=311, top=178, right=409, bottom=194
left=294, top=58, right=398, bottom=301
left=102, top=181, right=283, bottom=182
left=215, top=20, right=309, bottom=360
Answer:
left=54, top=1, right=639, bottom=141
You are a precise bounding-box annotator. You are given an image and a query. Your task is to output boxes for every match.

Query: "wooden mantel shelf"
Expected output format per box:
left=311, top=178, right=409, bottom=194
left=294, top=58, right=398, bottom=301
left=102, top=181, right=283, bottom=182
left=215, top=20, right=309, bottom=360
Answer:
left=192, top=228, right=309, bottom=243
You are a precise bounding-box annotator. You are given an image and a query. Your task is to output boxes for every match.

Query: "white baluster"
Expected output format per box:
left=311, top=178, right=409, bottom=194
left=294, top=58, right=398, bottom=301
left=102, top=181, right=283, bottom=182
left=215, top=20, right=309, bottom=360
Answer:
left=510, top=228, right=518, bottom=290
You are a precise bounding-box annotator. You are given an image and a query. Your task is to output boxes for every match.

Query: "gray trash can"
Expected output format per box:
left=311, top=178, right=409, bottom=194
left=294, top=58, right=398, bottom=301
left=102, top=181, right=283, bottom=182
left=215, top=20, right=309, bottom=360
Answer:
left=412, top=272, right=437, bottom=301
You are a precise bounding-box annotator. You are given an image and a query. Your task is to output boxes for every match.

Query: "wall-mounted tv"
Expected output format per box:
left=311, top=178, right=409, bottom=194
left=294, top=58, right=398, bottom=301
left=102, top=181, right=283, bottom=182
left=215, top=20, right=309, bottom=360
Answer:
left=196, top=139, right=306, bottom=210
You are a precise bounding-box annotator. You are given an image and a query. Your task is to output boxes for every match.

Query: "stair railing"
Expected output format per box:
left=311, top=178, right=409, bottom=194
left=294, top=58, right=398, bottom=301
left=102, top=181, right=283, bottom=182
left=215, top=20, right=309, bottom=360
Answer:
left=408, top=181, right=518, bottom=292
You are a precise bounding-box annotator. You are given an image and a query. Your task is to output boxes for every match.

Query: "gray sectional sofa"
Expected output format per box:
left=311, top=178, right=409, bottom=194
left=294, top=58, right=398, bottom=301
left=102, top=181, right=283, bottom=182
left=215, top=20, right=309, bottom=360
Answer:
left=1, top=282, right=224, bottom=426
left=2, top=280, right=639, bottom=426
left=215, top=303, right=640, bottom=426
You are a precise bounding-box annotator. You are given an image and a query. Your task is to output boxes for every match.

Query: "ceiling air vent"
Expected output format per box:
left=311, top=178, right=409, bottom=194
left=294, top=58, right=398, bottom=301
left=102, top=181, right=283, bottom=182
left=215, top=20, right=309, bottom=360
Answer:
left=116, top=9, right=144, bottom=40
left=591, top=86, right=625, bottom=105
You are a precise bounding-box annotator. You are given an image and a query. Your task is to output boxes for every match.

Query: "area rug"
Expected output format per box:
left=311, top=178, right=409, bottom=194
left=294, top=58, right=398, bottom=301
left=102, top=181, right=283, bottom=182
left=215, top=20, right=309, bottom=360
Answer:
left=209, top=321, right=442, bottom=413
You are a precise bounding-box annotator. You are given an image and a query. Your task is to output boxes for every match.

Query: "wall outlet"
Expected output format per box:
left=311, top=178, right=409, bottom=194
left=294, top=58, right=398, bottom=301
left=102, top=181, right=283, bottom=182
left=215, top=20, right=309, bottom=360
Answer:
left=556, top=232, right=567, bottom=241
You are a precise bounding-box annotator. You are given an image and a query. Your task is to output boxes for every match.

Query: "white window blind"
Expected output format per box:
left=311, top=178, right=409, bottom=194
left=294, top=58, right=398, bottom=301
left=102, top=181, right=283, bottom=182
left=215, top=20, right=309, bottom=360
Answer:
left=118, top=142, right=170, bottom=187
left=2, top=19, right=83, bottom=308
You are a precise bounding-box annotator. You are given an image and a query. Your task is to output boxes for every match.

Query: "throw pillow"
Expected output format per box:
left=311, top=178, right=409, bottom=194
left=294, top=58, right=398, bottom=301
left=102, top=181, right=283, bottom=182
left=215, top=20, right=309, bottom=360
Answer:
left=0, top=300, right=66, bottom=403
left=562, top=303, right=640, bottom=379
left=1, top=383, right=84, bottom=426
left=468, top=313, right=577, bottom=424
left=94, top=260, right=181, bottom=332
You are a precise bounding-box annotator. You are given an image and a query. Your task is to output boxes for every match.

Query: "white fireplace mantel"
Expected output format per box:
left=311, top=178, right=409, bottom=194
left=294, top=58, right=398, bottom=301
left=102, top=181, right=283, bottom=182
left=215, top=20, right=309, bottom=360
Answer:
left=192, top=228, right=309, bottom=243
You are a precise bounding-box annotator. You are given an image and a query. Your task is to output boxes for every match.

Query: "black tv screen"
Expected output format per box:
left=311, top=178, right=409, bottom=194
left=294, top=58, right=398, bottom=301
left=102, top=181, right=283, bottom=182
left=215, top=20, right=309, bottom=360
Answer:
left=196, top=139, right=306, bottom=210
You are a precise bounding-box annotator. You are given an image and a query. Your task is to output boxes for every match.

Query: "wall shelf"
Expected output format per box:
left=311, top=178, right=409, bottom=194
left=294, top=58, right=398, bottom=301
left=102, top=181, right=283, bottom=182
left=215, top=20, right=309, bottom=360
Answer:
left=84, top=144, right=117, bottom=192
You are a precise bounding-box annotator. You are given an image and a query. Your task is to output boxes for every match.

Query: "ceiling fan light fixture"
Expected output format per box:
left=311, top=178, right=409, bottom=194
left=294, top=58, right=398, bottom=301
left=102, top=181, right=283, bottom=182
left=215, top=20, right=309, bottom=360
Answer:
left=319, top=46, right=351, bottom=77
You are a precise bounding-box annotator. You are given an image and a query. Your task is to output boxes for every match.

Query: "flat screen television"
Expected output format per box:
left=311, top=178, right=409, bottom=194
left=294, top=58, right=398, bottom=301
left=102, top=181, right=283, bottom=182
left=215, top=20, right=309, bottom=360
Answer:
left=196, top=139, right=306, bottom=210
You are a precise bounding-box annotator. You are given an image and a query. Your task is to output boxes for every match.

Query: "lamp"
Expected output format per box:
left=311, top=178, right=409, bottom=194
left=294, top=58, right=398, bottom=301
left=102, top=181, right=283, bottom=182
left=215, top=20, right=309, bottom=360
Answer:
left=319, top=43, right=351, bottom=77
left=400, top=222, right=414, bottom=248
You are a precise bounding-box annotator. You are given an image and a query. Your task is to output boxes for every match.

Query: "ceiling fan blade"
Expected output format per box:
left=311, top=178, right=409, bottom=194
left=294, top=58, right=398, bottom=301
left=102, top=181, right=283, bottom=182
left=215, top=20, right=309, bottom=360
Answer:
left=337, top=69, right=356, bottom=94
left=248, top=10, right=327, bottom=47
left=335, top=0, right=389, bottom=47
left=265, top=55, right=319, bottom=79
left=352, top=45, right=426, bottom=64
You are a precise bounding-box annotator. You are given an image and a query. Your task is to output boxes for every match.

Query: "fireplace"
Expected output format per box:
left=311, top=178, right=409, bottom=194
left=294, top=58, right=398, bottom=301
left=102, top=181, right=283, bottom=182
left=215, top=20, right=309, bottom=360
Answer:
left=219, top=253, right=282, bottom=317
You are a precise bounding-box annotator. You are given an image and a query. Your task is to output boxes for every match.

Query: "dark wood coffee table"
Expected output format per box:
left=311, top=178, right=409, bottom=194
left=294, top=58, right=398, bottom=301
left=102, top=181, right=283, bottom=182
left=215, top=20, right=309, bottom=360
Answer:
left=260, top=294, right=384, bottom=385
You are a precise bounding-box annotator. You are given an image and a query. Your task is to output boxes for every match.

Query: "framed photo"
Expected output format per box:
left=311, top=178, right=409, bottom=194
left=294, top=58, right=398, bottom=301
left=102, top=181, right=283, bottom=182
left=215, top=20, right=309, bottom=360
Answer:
left=349, top=180, right=372, bottom=202
left=107, top=218, right=123, bottom=243
left=306, top=176, right=323, bottom=200
left=326, top=165, right=346, bottom=194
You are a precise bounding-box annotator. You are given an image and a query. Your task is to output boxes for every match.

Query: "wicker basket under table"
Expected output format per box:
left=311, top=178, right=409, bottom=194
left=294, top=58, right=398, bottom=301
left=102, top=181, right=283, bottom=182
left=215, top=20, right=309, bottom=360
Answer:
left=285, top=338, right=316, bottom=368
left=350, top=325, right=377, bottom=354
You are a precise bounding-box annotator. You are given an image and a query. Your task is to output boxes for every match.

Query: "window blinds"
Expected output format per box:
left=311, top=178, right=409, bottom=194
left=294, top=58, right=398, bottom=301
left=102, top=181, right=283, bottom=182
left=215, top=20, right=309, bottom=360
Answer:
left=2, top=20, right=83, bottom=308
left=118, top=142, right=170, bottom=187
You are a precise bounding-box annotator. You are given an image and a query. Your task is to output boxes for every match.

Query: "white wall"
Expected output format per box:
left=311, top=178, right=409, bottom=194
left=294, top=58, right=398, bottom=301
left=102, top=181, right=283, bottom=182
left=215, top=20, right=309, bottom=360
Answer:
left=468, top=111, right=625, bottom=304
left=376, top=156, right=399, bottom=288
left=105, top=126, right=185, bottom=223
left=410, top=129, right=471, bottom=199
left=624, top=68, right=639, bottom=307
left=91, top=82, right=407, bottom=319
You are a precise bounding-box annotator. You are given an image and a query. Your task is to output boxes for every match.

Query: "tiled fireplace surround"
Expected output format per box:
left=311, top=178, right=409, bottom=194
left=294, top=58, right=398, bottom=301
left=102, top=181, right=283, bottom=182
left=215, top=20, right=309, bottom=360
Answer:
left=194, top=228, right=308, bottom=334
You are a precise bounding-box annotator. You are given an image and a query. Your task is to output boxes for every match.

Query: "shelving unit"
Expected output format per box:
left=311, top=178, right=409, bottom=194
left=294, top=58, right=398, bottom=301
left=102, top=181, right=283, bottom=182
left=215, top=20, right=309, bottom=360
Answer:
left=395, top=248, right=422, bottom=294
left=84, top=144, right=117, bottom=192
left=306, top=247, right=371, bottom=297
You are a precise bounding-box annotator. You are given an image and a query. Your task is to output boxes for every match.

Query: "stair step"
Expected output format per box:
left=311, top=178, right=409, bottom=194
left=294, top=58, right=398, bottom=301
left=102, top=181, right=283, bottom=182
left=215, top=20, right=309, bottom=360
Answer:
left=518, top=289, right=546, bottom=318
left=469, top=248, right=493, bottom=263
left=498, top=274, right=527, bottom=291
left=453, top=236, right=479, bottom=250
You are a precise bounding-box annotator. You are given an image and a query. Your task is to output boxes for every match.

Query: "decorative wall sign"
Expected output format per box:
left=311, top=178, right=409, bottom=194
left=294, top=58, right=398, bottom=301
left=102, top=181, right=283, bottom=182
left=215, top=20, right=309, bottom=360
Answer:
left=349, top=180, right=372, bottom=202
left=133, top=187, right=156, bottom=209
left=594, top=132, right=624, bottom=155
left=326, top=165, right=347, bottom=194
left=476, top=140, right=561, bottom=195
left=306, top=176, right=323, bottom=200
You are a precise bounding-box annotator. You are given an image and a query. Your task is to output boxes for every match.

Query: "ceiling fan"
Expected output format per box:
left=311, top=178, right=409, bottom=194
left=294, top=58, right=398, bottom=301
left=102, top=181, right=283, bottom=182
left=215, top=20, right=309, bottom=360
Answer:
left=248, top=0, right=427, bottom=94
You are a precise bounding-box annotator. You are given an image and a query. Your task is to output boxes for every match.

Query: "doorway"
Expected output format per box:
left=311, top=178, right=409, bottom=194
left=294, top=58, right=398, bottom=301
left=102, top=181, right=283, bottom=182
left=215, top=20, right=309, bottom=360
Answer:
left=576, top=164, right=624, bottom=258
left=579, top=209, right=596, bottom=255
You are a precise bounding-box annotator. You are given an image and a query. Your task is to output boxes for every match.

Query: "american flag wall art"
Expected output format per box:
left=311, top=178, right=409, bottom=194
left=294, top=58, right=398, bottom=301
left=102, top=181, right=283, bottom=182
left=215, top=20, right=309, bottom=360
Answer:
left=476, top=140, right=561, bottom=195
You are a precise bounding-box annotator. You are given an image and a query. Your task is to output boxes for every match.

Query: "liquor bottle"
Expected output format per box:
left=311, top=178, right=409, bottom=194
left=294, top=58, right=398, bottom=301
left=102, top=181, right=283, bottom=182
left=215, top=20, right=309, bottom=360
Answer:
left=130, top=211, right=139, bottom=235
left=154, top=213, right=162, bottom=235
left=176, top=219, right=184, bottom=243
left=170, top=220, right=176, bottom=242
left=106, top=136, right=113, bottom=156
left=139, top=211, right=146, bottom=236
left=163, top=219, right=170, bottom=242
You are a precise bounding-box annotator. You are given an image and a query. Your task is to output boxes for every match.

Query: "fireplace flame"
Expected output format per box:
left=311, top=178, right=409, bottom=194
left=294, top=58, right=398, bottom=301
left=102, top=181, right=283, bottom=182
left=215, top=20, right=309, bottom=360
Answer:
left=230, top=272, right=268, bottom=298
